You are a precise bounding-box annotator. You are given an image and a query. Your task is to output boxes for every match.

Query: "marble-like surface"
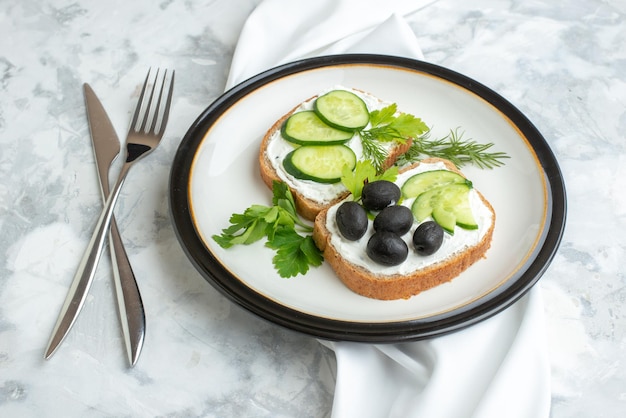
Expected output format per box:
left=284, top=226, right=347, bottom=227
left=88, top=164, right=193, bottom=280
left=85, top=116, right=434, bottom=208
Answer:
left=0, top=0, right=624, bottom=417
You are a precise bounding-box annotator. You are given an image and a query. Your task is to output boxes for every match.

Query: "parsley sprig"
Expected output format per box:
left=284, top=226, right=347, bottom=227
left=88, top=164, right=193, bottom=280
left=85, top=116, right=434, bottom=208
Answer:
left=212, top=181, right=323, bottom=278
left=341, top=160, right=398, bottom=201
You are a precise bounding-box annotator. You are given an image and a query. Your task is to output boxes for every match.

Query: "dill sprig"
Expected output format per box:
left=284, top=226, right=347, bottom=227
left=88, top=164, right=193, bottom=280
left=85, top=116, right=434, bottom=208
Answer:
left=397, top=128, right=510, bottom=169
left=359, top=131, right=393, bottom=173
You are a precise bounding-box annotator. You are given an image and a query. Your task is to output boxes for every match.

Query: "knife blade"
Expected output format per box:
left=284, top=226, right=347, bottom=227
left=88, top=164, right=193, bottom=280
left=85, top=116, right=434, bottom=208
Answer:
left=44, top=84, right=146, bottom=366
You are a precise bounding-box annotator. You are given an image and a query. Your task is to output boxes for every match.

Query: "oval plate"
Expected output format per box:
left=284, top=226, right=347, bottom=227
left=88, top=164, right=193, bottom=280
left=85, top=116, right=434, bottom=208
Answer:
left=170, top=54, right=566, bottom=342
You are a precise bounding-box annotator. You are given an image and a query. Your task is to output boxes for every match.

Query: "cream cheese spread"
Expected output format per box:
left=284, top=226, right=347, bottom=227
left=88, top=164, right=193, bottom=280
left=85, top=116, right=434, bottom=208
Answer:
left=324, top=162, right=494, bottom=276
left=265, top=86, right=397, bottom=205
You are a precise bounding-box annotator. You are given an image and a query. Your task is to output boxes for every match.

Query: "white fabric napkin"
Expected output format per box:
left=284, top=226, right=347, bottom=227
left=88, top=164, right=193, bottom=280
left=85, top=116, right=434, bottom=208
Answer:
left=224, top=1, right=551, bottom=416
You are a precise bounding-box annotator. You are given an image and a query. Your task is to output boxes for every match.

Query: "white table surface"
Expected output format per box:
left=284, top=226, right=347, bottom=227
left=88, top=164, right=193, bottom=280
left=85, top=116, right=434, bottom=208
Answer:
left=1, top=0, right=624, bottom=416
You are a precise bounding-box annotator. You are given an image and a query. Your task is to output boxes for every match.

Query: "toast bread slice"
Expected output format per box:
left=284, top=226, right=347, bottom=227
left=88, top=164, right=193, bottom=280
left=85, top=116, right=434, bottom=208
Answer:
left=312, top=158, right=495, bottom=300
left=258, top=90, right=412, bottom=221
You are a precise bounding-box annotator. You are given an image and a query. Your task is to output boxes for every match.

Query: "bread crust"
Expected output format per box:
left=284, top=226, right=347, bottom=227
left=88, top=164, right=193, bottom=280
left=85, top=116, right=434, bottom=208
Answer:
left=312, top=158, right=495, bottom=300
left=258, top=94, right=412, bottom=221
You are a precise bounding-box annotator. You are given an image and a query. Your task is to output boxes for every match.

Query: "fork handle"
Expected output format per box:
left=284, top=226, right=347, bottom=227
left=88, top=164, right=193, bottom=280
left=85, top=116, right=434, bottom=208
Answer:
left=45, top=162, right=132, bottom=359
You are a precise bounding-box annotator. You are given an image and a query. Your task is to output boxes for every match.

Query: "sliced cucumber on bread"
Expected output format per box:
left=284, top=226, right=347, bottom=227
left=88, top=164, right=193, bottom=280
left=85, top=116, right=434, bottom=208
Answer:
left=411, top=183, right=478, bottom=233
left=281, top=111, right=354, bottom=145
left=283, top=145, right=356, bottom=184
left=313, top=90, right=369, bottom=131
left=401, top=170, right=471, bottom=198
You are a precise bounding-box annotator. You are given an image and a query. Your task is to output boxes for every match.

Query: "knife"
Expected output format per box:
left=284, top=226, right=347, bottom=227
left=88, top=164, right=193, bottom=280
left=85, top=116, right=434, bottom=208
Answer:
left=44, top=84, right=146, bottom=366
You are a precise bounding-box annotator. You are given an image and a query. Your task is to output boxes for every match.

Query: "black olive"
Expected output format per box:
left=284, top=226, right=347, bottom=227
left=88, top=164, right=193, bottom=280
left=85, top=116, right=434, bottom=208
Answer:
left=335, top=201, right=369, bottom=241
left=361, top=180, right=401, bottom=211
left=366, top=231, right=408, bottom=266
left=373, top=205, right=414, bottom=235
left=413, top=221, right=444, bottom=256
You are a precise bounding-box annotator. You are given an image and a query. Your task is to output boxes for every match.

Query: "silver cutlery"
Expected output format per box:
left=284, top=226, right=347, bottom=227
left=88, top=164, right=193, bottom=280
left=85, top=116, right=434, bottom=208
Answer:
left=45, top=68, right=174, bottom=360
left=83, top=83, right=145, bottom=366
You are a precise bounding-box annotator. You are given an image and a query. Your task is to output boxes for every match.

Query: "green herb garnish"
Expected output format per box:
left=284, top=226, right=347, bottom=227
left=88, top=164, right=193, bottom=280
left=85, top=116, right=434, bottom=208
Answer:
left=397, top=128, right=510, bottom=169
left=212, top=180, right=323, bottom=278
left=341, top=160, right=398, bottom=201
left=355, top=103, right=508, bottom=171
left=358, top=104, right=429, bottom=172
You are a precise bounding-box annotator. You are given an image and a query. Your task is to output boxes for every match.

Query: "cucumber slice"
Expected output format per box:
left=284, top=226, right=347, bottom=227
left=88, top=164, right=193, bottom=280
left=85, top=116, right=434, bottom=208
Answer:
left=410, top=183, right=477, bottom=234
left=454, top=194, right=479, bottom=230
left=283, top=145, right=356, bottom=184
left=411, top=190, right=439, bottom=223
left=401, top=169, right=471, bottom=198
left=432, top=207, right=457, bottom=234
left=281, top=111, right=354, bottom=145
left=314, top=90, right=369, bottom=132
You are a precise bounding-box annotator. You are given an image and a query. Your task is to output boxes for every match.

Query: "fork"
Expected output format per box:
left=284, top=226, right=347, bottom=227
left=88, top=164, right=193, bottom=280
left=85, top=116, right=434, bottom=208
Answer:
left=45, top=69, right=175, bottom=359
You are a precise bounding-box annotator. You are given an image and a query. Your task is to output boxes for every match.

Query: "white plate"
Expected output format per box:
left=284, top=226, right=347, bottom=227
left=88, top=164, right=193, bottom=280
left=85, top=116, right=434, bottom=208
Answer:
left=170, top=55, right=566, bottom=341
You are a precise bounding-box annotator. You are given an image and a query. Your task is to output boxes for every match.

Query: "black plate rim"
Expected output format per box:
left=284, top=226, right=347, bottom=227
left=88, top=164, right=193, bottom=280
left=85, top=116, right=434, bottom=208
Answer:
left=169, top=54, right=567, bottom=343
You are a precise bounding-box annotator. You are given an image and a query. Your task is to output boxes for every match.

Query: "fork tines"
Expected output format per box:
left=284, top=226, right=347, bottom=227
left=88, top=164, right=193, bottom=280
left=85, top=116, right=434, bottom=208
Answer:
left=132, top=68, right=175, bottom=137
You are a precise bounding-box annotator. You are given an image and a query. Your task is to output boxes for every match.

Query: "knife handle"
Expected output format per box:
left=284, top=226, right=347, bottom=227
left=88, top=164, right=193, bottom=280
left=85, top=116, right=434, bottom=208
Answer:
left=45, top=169, right=128, bottom=359
left=108, top=216, right=145, bottom=367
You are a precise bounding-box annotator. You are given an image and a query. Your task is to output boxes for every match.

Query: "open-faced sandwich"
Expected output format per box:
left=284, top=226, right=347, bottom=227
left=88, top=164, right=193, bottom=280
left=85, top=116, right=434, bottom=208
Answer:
left=312, top=157, right=495, bottom=300
left=259, top=87, right=423, bottom=221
